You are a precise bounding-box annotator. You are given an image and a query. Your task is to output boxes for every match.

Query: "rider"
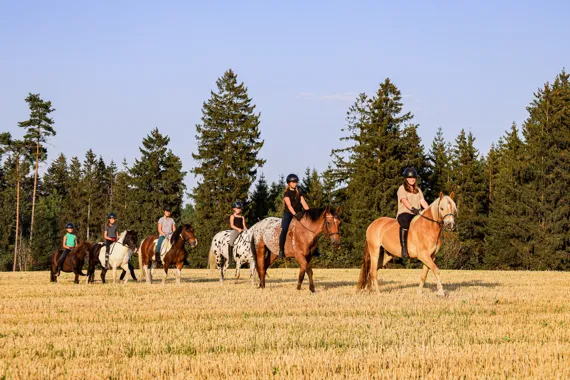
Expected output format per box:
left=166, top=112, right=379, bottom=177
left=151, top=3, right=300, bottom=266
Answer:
left=397, top=167, right=429, bottom=259
left=155, top=205, right=176, bottom=265
left=103, top=213, right=118, bottom=269
left=228, top=201, right=247, bottom=265
left=56, top=223, right=78, bottom=276
left=278, top=174, right=310, bottom=259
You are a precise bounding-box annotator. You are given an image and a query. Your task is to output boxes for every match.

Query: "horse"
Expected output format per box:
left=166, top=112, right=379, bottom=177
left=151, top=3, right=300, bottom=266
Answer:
left=138, top=224, right=198, bottom=284
left=251, top=206, right=342, bottom=292
left=208, top=229, right=257, bottom=285
left=86, top=242, right=138, bottom=284
left=137, top=232, right=174, bottom=281
left=49, top=242, right=92, bottom=283
left=357, top=192, right=457, bottom=296
left=85, top=230, right=139, bottom=284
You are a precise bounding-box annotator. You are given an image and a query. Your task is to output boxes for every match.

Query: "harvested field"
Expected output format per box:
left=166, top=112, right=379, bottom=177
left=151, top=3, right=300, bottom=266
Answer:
left=0, top=269, right=569, bottom=379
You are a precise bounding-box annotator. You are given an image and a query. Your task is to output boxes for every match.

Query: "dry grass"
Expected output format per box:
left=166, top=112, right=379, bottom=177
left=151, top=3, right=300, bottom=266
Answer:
left=0, top=268, right=569, bottom=379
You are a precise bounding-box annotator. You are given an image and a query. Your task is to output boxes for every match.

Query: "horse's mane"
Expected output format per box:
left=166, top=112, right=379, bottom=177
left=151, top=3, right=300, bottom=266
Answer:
left=118, top=230, right=127, bottom=243
left=303, top=207, right=336, bottom=222
left=421, top=195, right=457, bottom=218
left=171, top=224, right=193, bottom=244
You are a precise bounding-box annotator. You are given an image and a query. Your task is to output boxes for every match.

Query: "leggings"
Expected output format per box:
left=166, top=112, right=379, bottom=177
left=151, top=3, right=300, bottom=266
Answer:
left=397, top=213, right=415, bottom=229
left=57, top=249, right=71, bottom=267
left=105, top=240, right=113, bottom=255
left=279, top=212, right=294, bottom=251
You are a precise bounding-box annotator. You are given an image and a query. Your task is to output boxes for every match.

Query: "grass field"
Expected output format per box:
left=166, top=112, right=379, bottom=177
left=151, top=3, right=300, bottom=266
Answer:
left=1, top=268, right=569, bottom=379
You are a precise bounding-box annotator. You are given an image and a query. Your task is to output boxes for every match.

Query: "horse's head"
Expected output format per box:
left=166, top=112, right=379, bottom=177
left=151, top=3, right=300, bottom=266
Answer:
left=181, top=224, right=198, bottom=248
left=122, top=230, right=139, bottom=253
left=437, top=192, right=457, bottom=230
left=323, top=205, right=342, bottom=248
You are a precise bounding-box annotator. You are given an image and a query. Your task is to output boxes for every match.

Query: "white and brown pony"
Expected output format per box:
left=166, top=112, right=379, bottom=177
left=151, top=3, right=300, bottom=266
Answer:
left=86, top=230, right=139, bottom=284
left=357, top=192, right=457, bottom=296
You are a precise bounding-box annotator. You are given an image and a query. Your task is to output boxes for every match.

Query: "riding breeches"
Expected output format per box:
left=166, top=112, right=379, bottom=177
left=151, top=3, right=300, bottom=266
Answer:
left=279, top=212, right=294, bottom=251
left=228, top=230, right=240, bottom=247
left=397, top=213, right=415, bottom=230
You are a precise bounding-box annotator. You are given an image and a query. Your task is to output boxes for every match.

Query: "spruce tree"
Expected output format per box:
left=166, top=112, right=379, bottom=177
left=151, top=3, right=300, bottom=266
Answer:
left=191, top=69, right=265, bottom=264
left=249, top=174, right=270, bottom=222
left=130, top=128, right=186, bottom=237
left=426, top=127, right=452, bottom=200
left=18, top=93, right=55, bottom=246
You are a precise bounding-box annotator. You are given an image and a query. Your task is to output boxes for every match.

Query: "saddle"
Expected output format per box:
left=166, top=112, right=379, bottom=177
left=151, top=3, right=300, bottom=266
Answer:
left=154, top=236, right=172, bottom=260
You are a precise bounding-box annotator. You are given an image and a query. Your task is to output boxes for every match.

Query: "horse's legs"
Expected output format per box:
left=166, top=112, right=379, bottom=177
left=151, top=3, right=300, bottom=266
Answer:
left=306, top=259, right=315, bottom=293
left=418, top=264, right=430, bottom=294
left=255, top=240, right=266, bottom=289
left=112, top=266, right=117, bottom=284
left=369, top=243, right=380, bottom=292
left=162, top=261, right=169, bottom=285
left=176, top=261, right=183, bottom=285
left=249, top=258, right=256, bottom=287
left=101, top=268, right=107, bottom=284
left=419, top=255, right=445, bottom=296
left=235, top=260, right=242, bottom=284
left=296, top=255, right=308, bottom=291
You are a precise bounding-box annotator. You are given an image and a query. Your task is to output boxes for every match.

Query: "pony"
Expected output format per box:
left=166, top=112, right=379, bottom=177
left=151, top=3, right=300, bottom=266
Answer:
left=251, top=206, right=342, bottom=292
left=49, top=242, right=92, bottom=283
left=357, top=192, right=457, bottom=296
left=208, top=229, right=257, bottom=285
left=138, top=224, right=198, bottom=284
left=86, top=242, right=138, bottom=284
left=85, top=230, right=139, bottom=284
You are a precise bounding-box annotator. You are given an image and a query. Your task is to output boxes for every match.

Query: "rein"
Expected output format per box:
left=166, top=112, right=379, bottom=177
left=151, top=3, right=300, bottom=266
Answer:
left=296, top=214, right=339, bottom=237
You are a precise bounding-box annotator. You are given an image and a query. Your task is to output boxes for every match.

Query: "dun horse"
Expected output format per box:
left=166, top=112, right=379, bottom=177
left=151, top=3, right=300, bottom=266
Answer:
left=49, top=242, right=92, bottom=283
left=357, top=192, right=457, bottom=296
left=251, top=206, right=341, bottom=292
left=138, top=224, right=198, bottom=284
left=86, top=230, right=139, bottom=284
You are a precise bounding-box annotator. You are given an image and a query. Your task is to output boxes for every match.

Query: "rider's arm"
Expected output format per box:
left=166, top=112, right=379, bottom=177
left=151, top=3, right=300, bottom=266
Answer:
left=401, top=198, right=413, bottom=210
left=420, top=199, right=429, bottom=209
left=171, top=222, right=176, bottom=233
left=284, top=197, right=297, bottom=214
left=104, top=229, right=110, bottom=241
left=158, top=222, right=164, bottom=237
left=243, top=219, right=248, bottom=230
left=300, top=196, right=310, bottom=211
left=62, top=236, right=68, bottom=249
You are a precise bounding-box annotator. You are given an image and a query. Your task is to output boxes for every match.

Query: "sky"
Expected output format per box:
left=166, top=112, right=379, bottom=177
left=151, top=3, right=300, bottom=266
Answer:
left=1, top=0, right=569, bottom=199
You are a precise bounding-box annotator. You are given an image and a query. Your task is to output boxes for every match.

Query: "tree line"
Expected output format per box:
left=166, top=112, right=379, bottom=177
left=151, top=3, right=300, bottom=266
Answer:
left=1, top=69, right=569, bottom=271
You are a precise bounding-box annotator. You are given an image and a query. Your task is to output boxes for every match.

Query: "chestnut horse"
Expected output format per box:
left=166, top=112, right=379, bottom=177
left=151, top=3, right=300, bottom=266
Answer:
left=138, top=224, right=198, bottom=284
left=357, top=192, right=457, bottom=296
left=251, top=206, right=341, bottom=292
left=49, top=242, right=92, bottom=283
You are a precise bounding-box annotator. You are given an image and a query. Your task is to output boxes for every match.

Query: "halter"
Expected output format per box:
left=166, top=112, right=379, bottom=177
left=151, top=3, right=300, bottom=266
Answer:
left=296, top=213, right=340, bottom=238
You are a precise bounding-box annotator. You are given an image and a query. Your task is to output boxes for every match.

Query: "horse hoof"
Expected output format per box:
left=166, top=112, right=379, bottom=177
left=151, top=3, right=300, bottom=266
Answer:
left=436, top=290, right=446, bottom=297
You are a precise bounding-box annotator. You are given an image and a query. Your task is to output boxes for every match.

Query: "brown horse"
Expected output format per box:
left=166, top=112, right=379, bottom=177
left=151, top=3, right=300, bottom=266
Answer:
left=357, top=192, right=457, bottom=296
left=251, top=206, right=342, bottom=292
left=138, top=224, right=198, bottom=284
left=49, top=242, right=92, bottom=283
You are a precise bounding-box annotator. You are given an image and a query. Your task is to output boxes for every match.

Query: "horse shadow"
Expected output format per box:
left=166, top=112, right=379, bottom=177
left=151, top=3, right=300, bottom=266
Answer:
left=379, top=279, right=500, bottom=293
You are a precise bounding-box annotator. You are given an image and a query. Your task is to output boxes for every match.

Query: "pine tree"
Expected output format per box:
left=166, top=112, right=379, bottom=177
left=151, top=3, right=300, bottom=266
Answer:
left=191, top=69, right=265, bottom=264
left=249, top=174, right=271, bottom=222
left=18, top=93, right=55, bottom=247
left=426, top=127, right=452, bottom=200
left=130, top=128, right=186, bottom=237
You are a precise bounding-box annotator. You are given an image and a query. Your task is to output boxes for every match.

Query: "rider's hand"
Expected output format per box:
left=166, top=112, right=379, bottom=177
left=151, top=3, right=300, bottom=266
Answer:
left=411, top=207, right=420, bottom=215
left=294, top=211, right=304, bottom=221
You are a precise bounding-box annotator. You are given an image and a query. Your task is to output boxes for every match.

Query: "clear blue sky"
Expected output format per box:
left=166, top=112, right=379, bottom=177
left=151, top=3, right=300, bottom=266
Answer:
left=1, top=1, right=568, bottom=199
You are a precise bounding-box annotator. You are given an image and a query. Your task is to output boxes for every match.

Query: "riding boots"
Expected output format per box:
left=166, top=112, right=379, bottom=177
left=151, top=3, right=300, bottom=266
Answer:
left=399, top=228, right=410, bottom=259
left=155, top=251, right=162, bottom=266
left=278, top=249, right=285, bottom=259
left=104, top=250, right=110, bottom=270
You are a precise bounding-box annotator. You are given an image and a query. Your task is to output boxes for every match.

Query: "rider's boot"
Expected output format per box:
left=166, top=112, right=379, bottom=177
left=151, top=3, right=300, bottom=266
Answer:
left=400, top=227, right=410, bottom=259
left=278, top=249, right=285, bottom=259
left=104, top=249, right=110, bottom=270
left=155, top=251, right=162, bottom=266
left=312, top=247, right=321, bottom=257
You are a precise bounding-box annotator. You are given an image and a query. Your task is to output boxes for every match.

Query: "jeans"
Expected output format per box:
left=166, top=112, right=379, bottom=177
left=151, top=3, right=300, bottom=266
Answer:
left=156, top=235, right=165, bottom=253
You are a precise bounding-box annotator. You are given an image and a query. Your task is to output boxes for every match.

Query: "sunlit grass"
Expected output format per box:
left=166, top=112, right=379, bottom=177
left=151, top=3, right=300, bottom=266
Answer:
left=0, top=269, right=569, bottom=378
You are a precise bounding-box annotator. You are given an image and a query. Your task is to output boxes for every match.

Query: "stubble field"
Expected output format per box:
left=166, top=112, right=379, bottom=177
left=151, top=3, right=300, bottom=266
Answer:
left=0, top=268, right=569, bottom=379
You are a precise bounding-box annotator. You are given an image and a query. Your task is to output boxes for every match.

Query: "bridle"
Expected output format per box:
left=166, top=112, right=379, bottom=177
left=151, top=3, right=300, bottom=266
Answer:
left=296, top=213, right=340, bottom=238
left=417, top=199, right=455, bottom=230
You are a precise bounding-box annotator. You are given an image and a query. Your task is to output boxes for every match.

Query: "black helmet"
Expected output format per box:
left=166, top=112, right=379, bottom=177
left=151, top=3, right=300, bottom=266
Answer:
left=163, top=205, right=171, bottom=212
left=286, top=174, right=299, bottom=183
left=232, top=201, right=243, bottom=209
left=65, top=223, right=75, bottom=229
left=107, top=213, right=117, bottom=219
left=403, top=167, right=418, bottom=178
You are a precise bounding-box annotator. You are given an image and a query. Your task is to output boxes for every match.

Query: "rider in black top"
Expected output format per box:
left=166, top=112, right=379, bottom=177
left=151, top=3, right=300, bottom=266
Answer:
left=278, top=174, right=310, bottom=259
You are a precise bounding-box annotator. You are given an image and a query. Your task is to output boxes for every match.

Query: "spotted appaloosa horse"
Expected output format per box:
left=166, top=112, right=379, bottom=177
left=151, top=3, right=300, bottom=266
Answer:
left=357, top=192, right=457, bottom=296
left=138, top=224, right=198, bottom=284
left=86, top=230, right=139, bottom=284
left=251, top=206, right=342, bottom=292
left=49, top=242, right=92, bottom=283
left=208, top=229, right=257, bottom=285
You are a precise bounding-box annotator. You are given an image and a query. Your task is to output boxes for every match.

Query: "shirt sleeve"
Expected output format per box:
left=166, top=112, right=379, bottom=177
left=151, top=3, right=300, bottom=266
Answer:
left=397, top=186, right=407, bottom=201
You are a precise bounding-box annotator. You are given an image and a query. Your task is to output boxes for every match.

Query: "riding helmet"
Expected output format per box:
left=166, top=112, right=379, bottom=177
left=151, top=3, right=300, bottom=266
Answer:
left=403, top=167, right=418, bottom=178
left=286, top=173, right=299, bottom=183
left=232, top=201, right=243, bottom=209
left=65, top=223, right=75, bottom=229
left=163, top=205, right=172, bottom=212
left=107, top=212, right=117, bottom=219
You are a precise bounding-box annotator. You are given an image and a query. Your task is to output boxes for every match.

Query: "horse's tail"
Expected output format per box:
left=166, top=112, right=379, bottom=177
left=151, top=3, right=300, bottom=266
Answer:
left=357, top=243, right=371, bottom=290
left=208, top=240, right=217, bottom=272
left=138, top=240, right=144, bottom=281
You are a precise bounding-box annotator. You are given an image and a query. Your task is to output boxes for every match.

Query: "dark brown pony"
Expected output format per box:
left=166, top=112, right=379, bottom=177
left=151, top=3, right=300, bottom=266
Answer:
left=138, top=224, right=198, bottom=284
left=49, top=242, right=92, bottom=283
left=251, top=206, right=342, bottom=292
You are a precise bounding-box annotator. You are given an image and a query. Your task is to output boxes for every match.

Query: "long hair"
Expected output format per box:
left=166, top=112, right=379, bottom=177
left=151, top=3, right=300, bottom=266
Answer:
left=403, top=179, right=419, bottom=194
